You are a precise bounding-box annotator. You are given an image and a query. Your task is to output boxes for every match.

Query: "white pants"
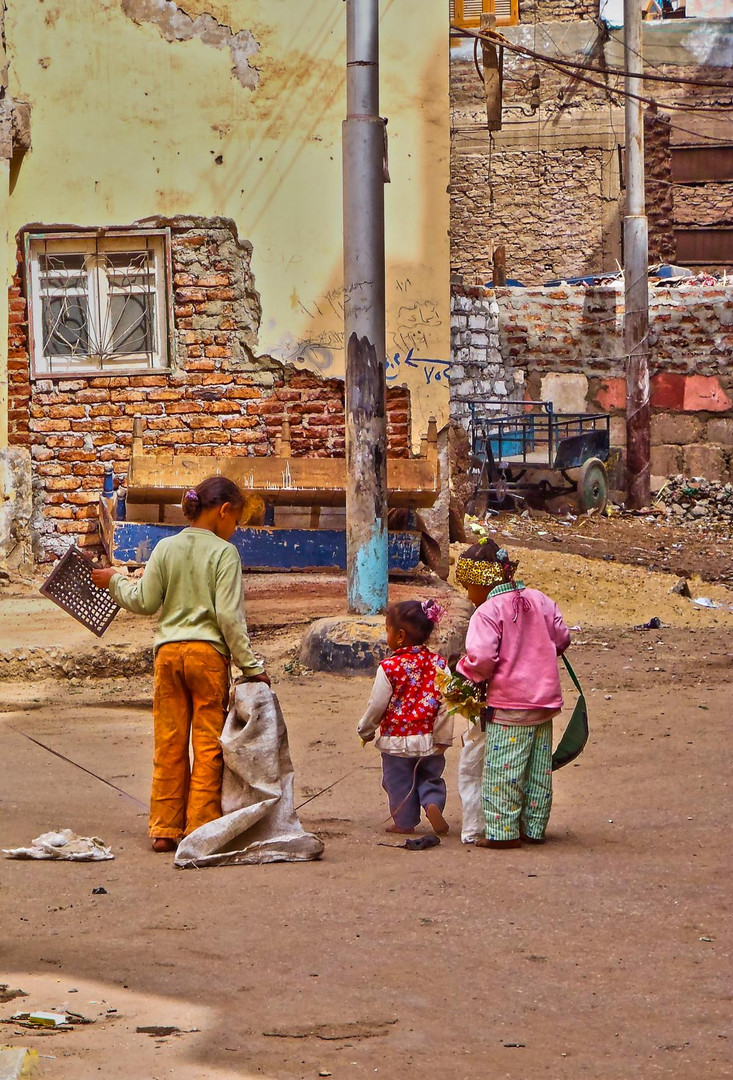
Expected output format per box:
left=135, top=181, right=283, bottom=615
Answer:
left=458, top=724, right=486, bottom=843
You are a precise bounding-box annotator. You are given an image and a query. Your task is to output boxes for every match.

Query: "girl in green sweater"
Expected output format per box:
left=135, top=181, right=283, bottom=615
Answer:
left=93, top=477, right=269, bottom=852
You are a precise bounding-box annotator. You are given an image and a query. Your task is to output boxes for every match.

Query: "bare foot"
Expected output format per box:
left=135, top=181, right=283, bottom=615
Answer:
left=475, top=837, right=521, bottom=849
left=425, top=804, right=449, bottom=836
left=151, top=837, right=178, bottom=853
left=385, top=825, right=415, bottom=834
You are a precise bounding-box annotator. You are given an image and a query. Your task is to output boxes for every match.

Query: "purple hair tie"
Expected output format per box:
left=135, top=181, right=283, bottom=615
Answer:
left=184, top=489, right=199, bottom=502
left=422, top=599, right=446, bottom=625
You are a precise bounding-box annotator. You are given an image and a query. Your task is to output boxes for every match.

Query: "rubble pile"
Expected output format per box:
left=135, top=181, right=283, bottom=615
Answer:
left=655, top=476, right=733, bottom=528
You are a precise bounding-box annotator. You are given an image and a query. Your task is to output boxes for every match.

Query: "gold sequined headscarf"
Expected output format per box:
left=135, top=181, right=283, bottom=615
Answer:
left=455, top=544, right=519, bottom=589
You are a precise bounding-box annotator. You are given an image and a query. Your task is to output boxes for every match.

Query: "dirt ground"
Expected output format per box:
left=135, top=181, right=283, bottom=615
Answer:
left=1, top=529, right=731, bottom=1080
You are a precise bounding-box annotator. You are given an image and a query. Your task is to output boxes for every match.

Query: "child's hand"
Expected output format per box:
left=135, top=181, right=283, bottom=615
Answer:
left=245, top=671, right=271, bottom=687
left=360, top=732, right=375, bottom=745
left=91, top=567, right=117, bottom=589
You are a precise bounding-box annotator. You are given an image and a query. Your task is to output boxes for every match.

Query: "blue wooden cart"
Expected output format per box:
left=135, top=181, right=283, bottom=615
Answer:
left=467, top=399, right=611, bottom=514
left=99, top=416, right=440, bottom=572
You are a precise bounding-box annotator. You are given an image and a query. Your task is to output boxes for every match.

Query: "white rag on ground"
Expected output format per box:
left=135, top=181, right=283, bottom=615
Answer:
left=3, top=829, right=113, bottom=861
left=175, top=683, right=324, bottom=869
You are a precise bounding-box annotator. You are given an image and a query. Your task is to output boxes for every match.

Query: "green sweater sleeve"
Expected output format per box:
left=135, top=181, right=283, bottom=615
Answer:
left=109, top=548, right=165, bottom=616
left=214, top=546, right=263, bottom=677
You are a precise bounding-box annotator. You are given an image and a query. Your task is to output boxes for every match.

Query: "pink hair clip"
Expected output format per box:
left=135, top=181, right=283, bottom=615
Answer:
left=422, top=599, right=446, bottom=625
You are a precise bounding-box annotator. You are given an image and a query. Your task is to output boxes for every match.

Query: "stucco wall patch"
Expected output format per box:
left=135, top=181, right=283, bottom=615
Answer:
left=121, top=0, right=259, bottom=89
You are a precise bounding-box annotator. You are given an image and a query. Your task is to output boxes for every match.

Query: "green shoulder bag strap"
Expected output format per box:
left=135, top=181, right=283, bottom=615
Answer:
left=552, top=654, right=589, bottom=772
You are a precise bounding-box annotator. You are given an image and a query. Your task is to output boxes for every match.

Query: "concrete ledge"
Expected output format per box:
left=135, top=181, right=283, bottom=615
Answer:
left=0, top=644, right=153, bottom=682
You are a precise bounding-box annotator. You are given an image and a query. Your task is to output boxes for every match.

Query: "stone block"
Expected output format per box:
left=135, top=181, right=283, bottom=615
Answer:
left=540, top=372, right=588, bottom=413
left=650, top=373, right=685, bottom=410
left=593, top=377, right=626, bottom=412
left=609, top=415, right=627, bottom=448
left=706, top=417, right=733, bottom=446
left=683, top=375, right=732, bottom=413
left=650, top=444, right=682, bottom=477
left=682, top=443, right=727, bottom=481
left=650, top=413, right=702, bottom=446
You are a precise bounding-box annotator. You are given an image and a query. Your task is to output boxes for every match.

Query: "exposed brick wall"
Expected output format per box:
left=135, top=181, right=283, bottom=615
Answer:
left=7, top=248, right=30, bottom=445
left=8, top=217, right=410, bottom=559
left=450, top=282, right=733, bottom=481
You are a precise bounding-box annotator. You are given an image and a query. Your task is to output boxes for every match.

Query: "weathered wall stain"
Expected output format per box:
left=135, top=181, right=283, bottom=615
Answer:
left=121, top=0, right=260, bottom=89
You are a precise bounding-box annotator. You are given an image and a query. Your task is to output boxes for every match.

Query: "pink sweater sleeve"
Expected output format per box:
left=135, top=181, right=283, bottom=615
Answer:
left=456, top=607, right=500, bottom=684
left=548, top=599, right=571, bottom=655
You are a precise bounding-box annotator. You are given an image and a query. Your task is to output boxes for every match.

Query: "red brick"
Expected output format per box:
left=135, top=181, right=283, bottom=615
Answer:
left=31, top=419, right=72, bottom=433
left=204, top=346, right=232, bottom=359
left=45, top=476, right=81, bottom=492
left=202, top=374, right=233, bottom=386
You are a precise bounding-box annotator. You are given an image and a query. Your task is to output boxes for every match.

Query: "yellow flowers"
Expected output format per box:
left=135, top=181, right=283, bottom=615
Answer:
left=434, top=667, right=483, bottom=723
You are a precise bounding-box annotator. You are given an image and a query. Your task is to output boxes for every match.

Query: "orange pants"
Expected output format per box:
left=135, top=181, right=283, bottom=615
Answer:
left=150, top=642, right=230, bottom=840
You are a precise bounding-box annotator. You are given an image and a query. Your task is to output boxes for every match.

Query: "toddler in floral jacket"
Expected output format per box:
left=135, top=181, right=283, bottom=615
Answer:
left=357, top=599, right=454, bottom=835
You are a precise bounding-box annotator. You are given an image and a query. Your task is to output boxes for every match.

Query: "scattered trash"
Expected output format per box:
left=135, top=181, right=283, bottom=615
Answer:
left=6, top=1011, right=93, bottom=1030
left=91, top=887, right=107, bottom=895
left=3, top=830, right=113, bottom=862
left=503, top=1042, right=526, bottom=1048
left=0, top=984, right=28, bottom=1004
left=319, top=1071, right=332, bottom=1077
left=670, top=578, right=691, bottom=598
left=654, top=476, right=733, bottom=528
left=0, top=1047, right=38, bottom=1079
left=699, top=936, right=713, bottom=942
left=378, top=835, right=441, bottom=851
left=692, top=597, right=722, bottom=610
left=634, top=617, right=662, bottom=630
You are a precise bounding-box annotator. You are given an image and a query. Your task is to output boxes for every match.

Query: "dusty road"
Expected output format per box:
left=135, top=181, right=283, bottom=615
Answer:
left=1, top=546, right=731, bottom=1080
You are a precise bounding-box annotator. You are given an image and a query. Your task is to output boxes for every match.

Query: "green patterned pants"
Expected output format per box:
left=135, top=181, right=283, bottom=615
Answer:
left=482, top=720, right=553, bottom=841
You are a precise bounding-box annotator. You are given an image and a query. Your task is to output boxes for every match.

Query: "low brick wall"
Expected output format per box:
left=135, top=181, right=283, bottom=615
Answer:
left=8, top=217, right=410, bottom=559
left=450, top=282, right=733, bottom=483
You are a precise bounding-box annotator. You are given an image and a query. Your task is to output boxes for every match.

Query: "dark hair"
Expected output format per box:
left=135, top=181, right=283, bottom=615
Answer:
left=181, top=476, right=245, bottom=522
left=461, top=539, right=501, bottom=562
left=386, top=600, right=437, bottom=646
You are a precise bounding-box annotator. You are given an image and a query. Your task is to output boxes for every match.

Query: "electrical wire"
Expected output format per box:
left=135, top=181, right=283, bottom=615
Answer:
left=452, top=25, right=733, bottom=146
left=452, top=25, right=733, bottom=89
left=453, top=25, right=733, bottom=116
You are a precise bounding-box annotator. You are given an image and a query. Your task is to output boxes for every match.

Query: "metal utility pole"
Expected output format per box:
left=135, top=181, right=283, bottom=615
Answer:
left=623, top=0, right=651, bottom=509
left=343, top=0, right=388, bottom=614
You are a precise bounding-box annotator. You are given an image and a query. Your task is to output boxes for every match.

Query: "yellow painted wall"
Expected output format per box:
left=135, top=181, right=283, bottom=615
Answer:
left=4, top=0, right=450, bottom=450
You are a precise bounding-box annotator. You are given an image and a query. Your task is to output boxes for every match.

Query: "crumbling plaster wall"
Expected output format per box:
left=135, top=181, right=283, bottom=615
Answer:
left=4, top=0, right=450, bottom=447
left=9, top=218, right=411, bottom=559
left=450, top=283, right=733, bottom=483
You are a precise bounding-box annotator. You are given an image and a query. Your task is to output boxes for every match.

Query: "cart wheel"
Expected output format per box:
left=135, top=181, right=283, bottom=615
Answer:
left=577, top=457, right=608, bottom=514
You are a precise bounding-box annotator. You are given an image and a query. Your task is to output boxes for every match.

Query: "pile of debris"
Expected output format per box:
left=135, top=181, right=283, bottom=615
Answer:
left=655, top=476, right=733, bottom=528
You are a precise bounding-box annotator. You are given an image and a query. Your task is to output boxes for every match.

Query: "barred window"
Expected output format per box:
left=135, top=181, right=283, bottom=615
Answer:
left=450, top=0, right=519, bottom=28
left=26, top=230, right=171, bottom=377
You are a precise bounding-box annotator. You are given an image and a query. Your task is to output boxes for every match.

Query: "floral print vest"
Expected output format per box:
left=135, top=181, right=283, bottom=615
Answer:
left=379, top=646, right=447, bottom=738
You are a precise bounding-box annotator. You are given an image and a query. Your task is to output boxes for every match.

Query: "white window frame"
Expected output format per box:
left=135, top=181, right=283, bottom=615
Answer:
left=25, top=229, right=172, bottom=379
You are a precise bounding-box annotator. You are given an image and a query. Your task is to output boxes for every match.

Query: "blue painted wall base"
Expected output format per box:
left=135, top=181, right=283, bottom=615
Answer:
left=99, top=497, right=420, bottom=572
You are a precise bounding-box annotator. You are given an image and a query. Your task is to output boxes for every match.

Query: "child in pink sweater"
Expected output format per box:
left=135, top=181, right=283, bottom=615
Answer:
left=455, top=540, right=570, bottom=848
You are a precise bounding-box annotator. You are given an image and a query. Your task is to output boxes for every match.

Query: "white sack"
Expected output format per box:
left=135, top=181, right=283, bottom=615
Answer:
left=3, top=829, right=113, bottom=861
left=175, top=683, right=324, bottom=868
left=457, top=724, right=486, bottom=844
